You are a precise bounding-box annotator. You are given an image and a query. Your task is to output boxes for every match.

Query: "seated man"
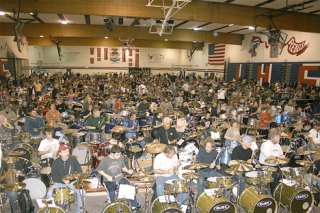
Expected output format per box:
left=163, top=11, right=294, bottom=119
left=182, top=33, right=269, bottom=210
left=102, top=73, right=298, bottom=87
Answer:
left=38, top=128, right=60, bottom=159
left=154, top=117, right=178, bottom=145
left=123, top=113, right=139, bottom=140
left=85, top=108, right=106, bottom=143
left=47, top=145, right=85, bottom=212
left=197, top=140, right=223, bottom=195
left=24, top=109, right=46, bottom=137
left=153, top=145, right=186, bottom=204
left=97, top=145, right=140, bottom=210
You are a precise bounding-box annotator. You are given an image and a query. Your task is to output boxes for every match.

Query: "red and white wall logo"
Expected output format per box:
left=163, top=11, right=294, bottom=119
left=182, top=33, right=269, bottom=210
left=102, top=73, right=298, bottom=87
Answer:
left=257, top=64, right=272, bottom=83
left=298, top=64, right=320, bottom=86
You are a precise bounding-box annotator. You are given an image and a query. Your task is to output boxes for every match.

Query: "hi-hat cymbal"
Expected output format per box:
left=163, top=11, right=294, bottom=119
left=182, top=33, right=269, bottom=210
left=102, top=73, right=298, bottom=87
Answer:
left=265, top=157, right=289, bottom=165
left=184, top=163, right=209, bottom=170
left=260, top=166, right=277, bottom=173
left=110, top=126, right=127, bottom=133
left=182, top=172, right=200, bottom=180
left=5, top=150, right=25, bottom=156
left=61, top=129, right=79, bottom=134
left=225, top=168, right=237, bottom=175
left=140, top=175, right=156, bottom=183
left=296, top=160, right=313, bottom=167
left=145, top=143, right=167, bottom=154
left=74, top=181, right=92, bottom=190
left=228, top=160, right=253, bottom=172
left=4, top=182, right=26, bottom=192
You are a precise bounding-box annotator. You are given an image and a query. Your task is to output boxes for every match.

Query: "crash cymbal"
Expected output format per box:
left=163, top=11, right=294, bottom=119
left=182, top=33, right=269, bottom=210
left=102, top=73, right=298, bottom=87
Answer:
left=260, top=166, right=277, bottom=173
left=145, top=143, right=167, bottom=154
left=184, top=163, right=209, bottom=170
left=182, top=172, right=200, bottom=180
left=225, top=168, right=237, bottom=175
left=4, top=150, right=26, bottom=156
left=61, top=129, right=79, bottom=134
left=228, top=160, right=253, bottom=172
left=74, top=181, right=92, bottom=190
left=300, top=150, right=317, bottom=155
left=265, top=157, right=289, bottom=165
left=4, top=182, right=26, bottom=192
left=3, top=157, right=17, bottom=164
left=296, top=160, right=313, bottom=167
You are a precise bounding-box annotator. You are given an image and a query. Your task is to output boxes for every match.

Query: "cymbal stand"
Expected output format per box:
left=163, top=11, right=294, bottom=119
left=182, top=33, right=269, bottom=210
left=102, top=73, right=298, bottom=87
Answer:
left=276, top=164, right=287, bottom=213
left=142, top=181, right=153, bottom=213
left=0, top=193, right=5, bottom=213
left=185, top=179, right=195, bottom=213
left=78, top=179, right=88, bottom=213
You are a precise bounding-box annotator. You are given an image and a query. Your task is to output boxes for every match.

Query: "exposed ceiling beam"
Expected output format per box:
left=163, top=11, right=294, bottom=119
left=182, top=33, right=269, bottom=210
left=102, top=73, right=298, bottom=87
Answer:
left=84, top=15, right=90, bottom=25
left=27, top=37, right=198, bottom=49
left=1, top=0, right=319, bottom=33
left=0, top=23, right=243, bottom=45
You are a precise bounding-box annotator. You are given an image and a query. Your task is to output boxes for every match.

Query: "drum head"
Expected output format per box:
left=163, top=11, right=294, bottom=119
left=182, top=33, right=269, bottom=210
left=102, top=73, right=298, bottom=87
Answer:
left=125, top=143, right=143, bottom=159
left=102, top=202, right=132, bottom=213
left=37, top=206, right=65, bottom=213
left=23, top=178, right=47, bottom=199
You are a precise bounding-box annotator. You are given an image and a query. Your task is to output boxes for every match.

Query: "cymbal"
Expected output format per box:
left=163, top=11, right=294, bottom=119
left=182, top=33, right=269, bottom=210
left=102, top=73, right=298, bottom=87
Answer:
left=61, top=129, right=79, bottom=134
left=184, top=163, right=209, bottom=170
left=127, top=145, right=143, bottom=153
left=3, top=157, right=17, bottom=164
left=299, top=150, right=317, bottom=155
left=110, top=126, right=127, bottom=133
left=182, top=172, right=200, bottom=180
left=145, top=143, right=167, bottom=154
left=5, top=150, right=26, bottom=156
left=140, top=175, right=156, bottom=183
left=265, top=157, right=289, bottom=165
left=188, top=132, right=202, bottom=138
left=225, top=168, right=237, bottom=175
left=228, top=160, right=253, bottom=172
left=141, top=125, right=153, bottom=131
left=260, top=166, right=277, bottom=173
left=296, top=160, right=313, bottom=167
left=4, top=182, right=26, bottom=192
left=63, top=173, right=90, bottom=181
left=74, top=181, right=92, bottom=190
left=196, top=126, right=207, bottom=131
left=129, top=171, right=154, bottom=178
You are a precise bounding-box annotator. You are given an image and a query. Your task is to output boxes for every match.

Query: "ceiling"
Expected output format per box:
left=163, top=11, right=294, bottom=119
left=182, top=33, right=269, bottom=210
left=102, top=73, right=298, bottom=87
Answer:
left=0, top=0, right=319, bottom=49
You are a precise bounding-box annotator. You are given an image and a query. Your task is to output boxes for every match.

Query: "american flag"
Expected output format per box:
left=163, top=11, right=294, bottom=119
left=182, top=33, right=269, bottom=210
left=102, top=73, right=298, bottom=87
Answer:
left=208, top=43, right=225, bottom=65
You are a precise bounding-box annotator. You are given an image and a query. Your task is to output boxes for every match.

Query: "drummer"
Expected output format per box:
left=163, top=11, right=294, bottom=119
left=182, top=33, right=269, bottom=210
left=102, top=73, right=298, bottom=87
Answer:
left=97, top=145, right=140, bottom=210
left=196, top=140, right=223, bottom=195
left=85, top=108, right=106, bottom=143
left=154, top=117, right=179, bottom=145
left=24, top=109, right=46, bottom=137
left=224, top=120, right=241, bottom=155
left=47, top=144, right=85, bottom=212
left=38, top=128, right=60, bottom=159
left=123, top=113, right=139, bottom=140
left=259, top=128, right=285, bottom=193
left=153, top=145, right=186, bottom=204
left=0, top=160, right=19, bottom=212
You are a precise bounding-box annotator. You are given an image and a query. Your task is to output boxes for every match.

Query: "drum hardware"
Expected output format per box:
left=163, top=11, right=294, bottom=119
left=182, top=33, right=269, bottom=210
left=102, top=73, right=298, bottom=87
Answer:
left=125, top=143, right=143, bottom=171
left=63, top=173, right=90, bottom=181
left=73, top=180, right=90, bottom=213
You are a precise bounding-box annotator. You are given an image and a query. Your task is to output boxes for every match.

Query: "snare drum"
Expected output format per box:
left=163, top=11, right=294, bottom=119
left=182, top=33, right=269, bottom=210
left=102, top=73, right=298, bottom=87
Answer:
left=165, top=179, right=188, bottom=194
left=23, top=177, right=48, bottom=199
left=239, top=186, right=277, bottom=213
left=72, top=143, right=94, bottom=165
left=13, top=143, right=34, bottom=160
left=53, top=187, right=75, bottom=206
left=207, top=176, right=233, bottom=189
left=152, top=197, right=182, bottom=213
left=274, top=183, right=314, bottom=213
left=196, top=192, right=236, bottom=213
left=102, top=202, right=132, bottom=213
left=37, top=206, right=66, bottom=213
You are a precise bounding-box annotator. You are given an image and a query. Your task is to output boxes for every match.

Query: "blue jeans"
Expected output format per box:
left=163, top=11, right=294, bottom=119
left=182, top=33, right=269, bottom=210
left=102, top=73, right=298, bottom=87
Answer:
left=104, top=178, right=139, bottom=208
left=5, top=190, right=18, bottom=212
left=156, top=174, right=187, bottom=205
left=198, top=170, right=223, bottom=195
left=47, top=182, right=86, bottom=213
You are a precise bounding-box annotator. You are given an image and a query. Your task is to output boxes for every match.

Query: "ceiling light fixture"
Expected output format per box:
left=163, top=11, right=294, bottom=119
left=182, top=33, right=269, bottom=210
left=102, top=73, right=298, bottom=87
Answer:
left=165, top=38, right=168, bottom=41
left=0, top=11, right=5, bottom=16
left=248, top=26, right=255, bottom=30
left=40, top=35, right=44, bottom=38
left=61, top=20, right=68, bottom=24
left=104, top=36, right=109, bottom=39
left=228, top=24, right=234, bottom=27
left=193, top=27, right=200, bottom=31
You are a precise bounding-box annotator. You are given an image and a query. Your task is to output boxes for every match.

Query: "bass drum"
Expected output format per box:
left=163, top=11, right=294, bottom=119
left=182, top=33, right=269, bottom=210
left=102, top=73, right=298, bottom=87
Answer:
left=72, top=143, right=94, bottom=165
left=23, top=177, right=49, bottom=199
left=37, top=206, right=66, bottom=213
left=196, top=192, right=236, bottom=213
left=274, top=183, right=314, bottom=213
left=239, top=186, right=277, bottom=213
left=13, top=143, right=34, bottom=160
left=152, top=197, right=182, bottom=213
left=102, top=202, right=132, bottom=213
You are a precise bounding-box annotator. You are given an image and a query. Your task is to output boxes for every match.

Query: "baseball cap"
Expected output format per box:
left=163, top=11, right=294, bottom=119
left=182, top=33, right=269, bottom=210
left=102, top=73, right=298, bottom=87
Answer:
left=242, top=135, right=253, bottom=143
left=59, top=144, right=69, bottom=151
